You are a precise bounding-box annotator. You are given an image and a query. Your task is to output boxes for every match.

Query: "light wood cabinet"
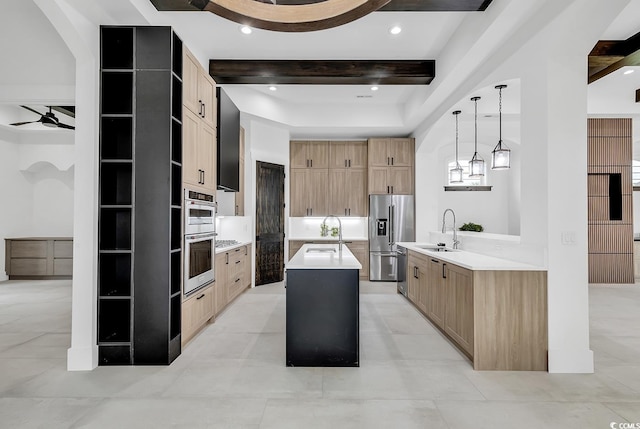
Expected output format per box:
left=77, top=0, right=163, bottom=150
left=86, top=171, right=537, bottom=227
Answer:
left=290, top=141, right=329, bottom=169
left=368, top=166, right=413, bottom=195
left=5, top=238, right=73, bottom=279
left=329, top=141, right=367, bottom=169
left=181, top=284, right=214, bottom=345
left=405, top=250, right=547, bottom=371
left=329, top=169, right=367, bottom=216
left=368, top=138, right=414, bottom=195
left=235, top=126, right=245, bottom=216
left=444, top=264, right=474, bottom=356
left=183, top=48, right=216, bottom=129
left=214, top=244, right=252, bottom=317
left=183, top=109, right=216, bottom=192
left=290, top=168, right=328, bottom=217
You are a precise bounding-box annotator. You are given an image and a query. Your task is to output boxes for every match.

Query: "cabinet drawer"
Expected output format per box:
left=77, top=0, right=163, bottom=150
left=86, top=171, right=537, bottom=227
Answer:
left=10, top=259, right=48, bottom=276
left=182, top=285, right=214, bottom=343
left=54, top=259, right=73, bottom=276
left=54, top=241, right=73, bottom=258
left=10, top=241, right=47, bottom=258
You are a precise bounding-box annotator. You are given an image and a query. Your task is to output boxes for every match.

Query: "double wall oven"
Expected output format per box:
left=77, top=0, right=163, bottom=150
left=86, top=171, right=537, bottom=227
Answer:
left=183, top=190, right=216, bottom=296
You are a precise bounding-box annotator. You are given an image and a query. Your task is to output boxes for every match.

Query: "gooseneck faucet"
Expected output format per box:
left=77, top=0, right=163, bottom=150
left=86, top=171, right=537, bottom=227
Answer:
left=322, top=214, right=343, bottom=252
left=442, top=208, right=460, bottom=249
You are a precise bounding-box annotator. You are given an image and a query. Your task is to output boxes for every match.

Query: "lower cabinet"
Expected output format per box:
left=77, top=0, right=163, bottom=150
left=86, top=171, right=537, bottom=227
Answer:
left=289, top=240, right=369, bottom=279
left=5, top=238, right=73, bottom=279
left=214, top=244, right=252, bottom=317
left=181, top=285, right=214, bottom=345
left=406, top=250, right=547, bottom=371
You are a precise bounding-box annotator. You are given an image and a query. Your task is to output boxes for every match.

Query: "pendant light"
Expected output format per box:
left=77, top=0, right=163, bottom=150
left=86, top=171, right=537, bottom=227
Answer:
left=491, top=84, right=511, bottom=170
left=449, top=110, right=464, bottom=183
left=469, top=96, right=485, bottom=177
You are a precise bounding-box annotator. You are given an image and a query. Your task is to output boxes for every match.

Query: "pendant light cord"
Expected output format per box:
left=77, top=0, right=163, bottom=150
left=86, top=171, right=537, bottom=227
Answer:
left=474, top=98, right=478, bottom=154
left=455, top=112, right=459, bottom=163
left=498, top=86, right=502, bottom=143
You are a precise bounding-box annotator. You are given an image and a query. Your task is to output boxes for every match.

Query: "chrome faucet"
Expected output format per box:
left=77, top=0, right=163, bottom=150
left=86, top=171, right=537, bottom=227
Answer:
left=441, top=208, right=460, bottom=249
left=322, top=214, right=343, bottom=252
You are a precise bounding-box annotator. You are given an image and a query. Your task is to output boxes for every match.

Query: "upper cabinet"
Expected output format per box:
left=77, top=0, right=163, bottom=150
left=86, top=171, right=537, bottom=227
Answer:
left=368, top=138, right=414, bottom=167
left=368, top=138, right=414, bottom=195
left=183, top=47, right=217, bottom=193
left=290, top=140, right=329, bottom=169
left=183, top=48, right=216, bottom=130
left=329, top=141, right=367, bottom=169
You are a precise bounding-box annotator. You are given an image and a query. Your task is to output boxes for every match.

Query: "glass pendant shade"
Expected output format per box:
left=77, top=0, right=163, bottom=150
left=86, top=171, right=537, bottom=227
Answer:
left=469, top=96, right=484, bottom=177
left=449, top=163, right=464, bottom=183
left=491, top=84, right=510, bottom=170
left=469, top=152, right=485, bottom=177
left=492, top=141, right=510, bottom=169
left=450, top=110, right=463, bottom=183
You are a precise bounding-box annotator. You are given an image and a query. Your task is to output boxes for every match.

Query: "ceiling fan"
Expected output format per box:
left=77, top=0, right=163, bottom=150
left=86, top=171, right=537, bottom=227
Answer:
left=10, top=105, right=75, bottom=130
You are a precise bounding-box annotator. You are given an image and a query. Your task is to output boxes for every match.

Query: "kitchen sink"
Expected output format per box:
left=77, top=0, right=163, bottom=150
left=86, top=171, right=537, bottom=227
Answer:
left=306, top=248, right=336, bottom=253
left=416, top=245, right=457, bottom=252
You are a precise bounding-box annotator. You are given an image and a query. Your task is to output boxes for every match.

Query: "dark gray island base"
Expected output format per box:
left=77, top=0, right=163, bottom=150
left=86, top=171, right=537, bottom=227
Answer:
left=286, top=268, right=359, bottom=367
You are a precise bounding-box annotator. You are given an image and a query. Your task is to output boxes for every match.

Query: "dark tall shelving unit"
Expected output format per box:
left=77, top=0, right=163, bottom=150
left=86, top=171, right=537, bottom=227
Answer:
left=98, top=26, right=183, bottom=365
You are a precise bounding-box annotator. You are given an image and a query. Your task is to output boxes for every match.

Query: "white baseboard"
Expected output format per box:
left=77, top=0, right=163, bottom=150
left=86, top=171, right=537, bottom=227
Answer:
left=67, top=345, right=99, bottom=371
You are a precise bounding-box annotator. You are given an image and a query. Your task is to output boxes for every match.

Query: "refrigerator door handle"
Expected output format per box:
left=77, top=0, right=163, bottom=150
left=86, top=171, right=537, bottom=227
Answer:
left=390, top=205, right=395, bottom=245
left=388, top=206, right=392, bottom=245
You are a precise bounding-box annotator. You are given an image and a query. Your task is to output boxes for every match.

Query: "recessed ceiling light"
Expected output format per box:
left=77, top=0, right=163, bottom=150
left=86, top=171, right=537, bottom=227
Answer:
left=240, top=26, right=252, bottom=35
left=389, top=26, right=402, bottom=35
left=623, top=69, right=635, bottom=75
left=269, top=86, right=277, bottom=91
left=371, top=86, right=379, bottom=91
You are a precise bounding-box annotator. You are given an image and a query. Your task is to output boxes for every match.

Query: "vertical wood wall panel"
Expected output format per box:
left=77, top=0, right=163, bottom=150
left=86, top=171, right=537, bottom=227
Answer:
left=587, top=118, right=633, bottom=284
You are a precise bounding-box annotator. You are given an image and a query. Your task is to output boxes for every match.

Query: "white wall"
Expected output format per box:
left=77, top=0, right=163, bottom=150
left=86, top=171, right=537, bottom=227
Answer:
left=0, top=134, right=75, bottom=280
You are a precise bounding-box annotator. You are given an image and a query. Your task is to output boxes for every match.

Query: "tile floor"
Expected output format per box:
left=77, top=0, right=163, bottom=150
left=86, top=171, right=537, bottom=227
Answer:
left=0, top=279, right=639, bottom=428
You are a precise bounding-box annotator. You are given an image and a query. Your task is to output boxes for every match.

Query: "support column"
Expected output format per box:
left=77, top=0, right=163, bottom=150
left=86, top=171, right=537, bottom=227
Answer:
left=34, top=0, right=101, bottom=370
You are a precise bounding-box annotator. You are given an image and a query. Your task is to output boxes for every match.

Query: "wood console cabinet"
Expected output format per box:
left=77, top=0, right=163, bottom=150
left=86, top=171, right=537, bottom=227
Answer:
left=406, top=250, right=547, bottom=371
left=5, top=238, right=73, bottom=279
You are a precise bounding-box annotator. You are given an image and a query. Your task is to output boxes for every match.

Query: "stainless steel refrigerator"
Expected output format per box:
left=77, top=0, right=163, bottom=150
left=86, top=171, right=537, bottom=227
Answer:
left=369, top=194, right=415, bottom=281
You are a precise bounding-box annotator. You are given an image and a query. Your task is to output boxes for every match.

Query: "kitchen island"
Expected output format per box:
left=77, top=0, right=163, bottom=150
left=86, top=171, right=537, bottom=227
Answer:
left=286, top=243, right=361, bottom=367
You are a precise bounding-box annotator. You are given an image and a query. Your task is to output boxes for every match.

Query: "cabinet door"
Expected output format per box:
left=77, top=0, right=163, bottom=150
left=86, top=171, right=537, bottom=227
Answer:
left=368, top=166, right=389, bottom=194
left=428, top=258, right=445, bottom=328
left=235, top=127, right=245, bottom=216
left=199, top=122, right=216, bottom=192
left=389, top=138, right=414, bottom=167
left=182, top=285, right=214, bottom=343
left=407, top=256, right=420, bottom=305
left=368, top=138, right=390, bottom=166
left=348, top=141, right=368, bottom=169
left=329, top=142, right=349, bottom=169
left=198, top=72, right=216, bottom=129
left=243, top=244, right=252, bottom=287
left=346, top=241, right=368, bottom=280
left=215, top=252, right=228, bottom=315
left=182, top=109, right=201, bottom=188
left=307, top=141, right=329, bottom=169
left=290, top=141, right=308, bottom=169
left=347, top=169, right=367, bottom=216
left=290, top=169, right=308, bottom=216
left=329, top=169, right=349, bottom=216
left=306, top=169, right=328, bottom=216
left=444, top=264, right=474, bottom=356
left=183, top=49, right=200, bottom=116
left=388, top=167, right=413, bottom=195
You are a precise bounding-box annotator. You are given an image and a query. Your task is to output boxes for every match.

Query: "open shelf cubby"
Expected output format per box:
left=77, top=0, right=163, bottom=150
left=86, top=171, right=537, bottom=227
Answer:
left=99, top=253, right=132, bottom=297
left=99, top=208, right=132, bottom=251
left=98, top=298, right=131, bottom=343
left=101, top=117, right=133, bottom=160
left=100, top=163, right=132, bottom=206
left=171, top=119, right=182, bottom=164
left=172, top=32, right=182, bottom=78
left=101, top=72, right=133, bottom=115
left=170, top=251, right=181, bottom=295
left=101, top=27, right=134, bottom=70
left=99, top=345, right=132, bottom=366
left=170, top=294, right=181, bottom=340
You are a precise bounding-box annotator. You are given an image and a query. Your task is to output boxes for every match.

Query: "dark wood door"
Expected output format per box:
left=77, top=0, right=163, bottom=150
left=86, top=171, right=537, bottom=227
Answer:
left=255, top=161, right=285, bottom=285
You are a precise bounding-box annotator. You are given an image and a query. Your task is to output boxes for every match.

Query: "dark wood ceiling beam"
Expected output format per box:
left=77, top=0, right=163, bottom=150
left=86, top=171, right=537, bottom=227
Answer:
left=209, top=60, right=435, bottom=85
left=589, top=31, right=640, bottom=84
left=149, top=0, right=493, bottom=12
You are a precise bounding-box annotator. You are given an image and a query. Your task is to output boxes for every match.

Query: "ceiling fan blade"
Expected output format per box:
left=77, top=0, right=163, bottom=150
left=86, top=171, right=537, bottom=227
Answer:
left=57, top=122, right=75, bottom=130
left=19, top=105, right=45, bottom=117
left=10, top=120, right=39, bottom=126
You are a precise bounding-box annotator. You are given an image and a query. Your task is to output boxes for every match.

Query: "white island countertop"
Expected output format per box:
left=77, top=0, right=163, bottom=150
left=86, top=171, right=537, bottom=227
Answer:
left=396, top=242, right=546, bottom=271
left=287, top=243, right=362, bottom=270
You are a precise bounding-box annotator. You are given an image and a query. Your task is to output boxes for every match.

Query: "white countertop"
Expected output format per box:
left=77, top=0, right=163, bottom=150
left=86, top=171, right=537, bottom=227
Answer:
left=215, top=240, right=251, bottom=254
left=289, top=236, right=368, bottom=242
left=287, top=243, right=362, bottom=270
left=396, top=242, right=546, bottom=271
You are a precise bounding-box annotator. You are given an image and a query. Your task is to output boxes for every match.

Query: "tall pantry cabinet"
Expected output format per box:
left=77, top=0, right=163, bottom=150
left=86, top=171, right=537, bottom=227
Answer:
left=98, top=27, right=183, bottom=365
